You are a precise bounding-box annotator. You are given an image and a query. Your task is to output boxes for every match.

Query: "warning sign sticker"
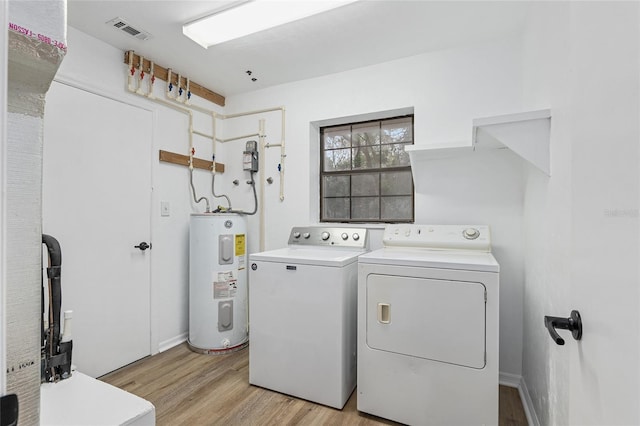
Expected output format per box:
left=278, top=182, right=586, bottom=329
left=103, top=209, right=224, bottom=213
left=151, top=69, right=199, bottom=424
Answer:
left=213, top=271, right=237, bottom=299
left=235, top=234, right=246, bottom=256
left=235, top=234, right=246, bottom=270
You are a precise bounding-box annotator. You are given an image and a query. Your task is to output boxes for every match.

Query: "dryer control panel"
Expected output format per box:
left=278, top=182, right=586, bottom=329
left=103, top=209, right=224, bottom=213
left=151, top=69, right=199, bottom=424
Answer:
left=382, top=224, right=491, bottom=252
left=288, top=226, right=368, bottom=249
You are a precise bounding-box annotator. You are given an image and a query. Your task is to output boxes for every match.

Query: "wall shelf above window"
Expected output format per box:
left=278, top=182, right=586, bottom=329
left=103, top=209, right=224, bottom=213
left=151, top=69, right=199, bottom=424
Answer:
left=407, top=109, right=551, bottom=187
left=405, top=143, right=474, bottom=160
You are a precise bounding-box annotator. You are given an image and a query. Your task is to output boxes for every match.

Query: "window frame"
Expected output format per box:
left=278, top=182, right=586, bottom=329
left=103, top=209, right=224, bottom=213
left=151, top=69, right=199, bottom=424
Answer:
left=320, top=114, right=415, bottom=224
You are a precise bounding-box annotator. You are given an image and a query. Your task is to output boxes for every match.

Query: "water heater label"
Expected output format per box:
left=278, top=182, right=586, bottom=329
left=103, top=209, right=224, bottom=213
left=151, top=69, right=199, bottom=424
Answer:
left=235, top=234, right=246, bottom=255
left=235, top=234, right=246, bottom=270
left=213, top=271, right=237, bottom=299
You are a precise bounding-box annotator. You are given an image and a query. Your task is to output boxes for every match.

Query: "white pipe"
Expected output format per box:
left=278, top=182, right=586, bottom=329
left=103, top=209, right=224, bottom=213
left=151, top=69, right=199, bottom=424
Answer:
left=185, top=78, right=191, bottom=105
left=209, top=111, right=233, bottom=208
left=211, top=112, right=217, bottom=174
left=216, top=133, right=260, bottom=143
left=219, top=106, right=284, bottom=120
left=184, top=101, right=216, bottom=115
left=127, top=51, right=135, bottom=92
left=193, top=130, right=214, bottom=139
left=279, top=107, right=286, bottom=201
left=176, top=73, right=184, bottom=103
left=147, top=61, right=155, bottom=99
left=125, top=70, right=211, bottom=212
left=166, top=68, right=175, bottom=99
left=136, top=55, right=145, bottom=95
left=123, top=65, right=288, bottom=216
left=187, top=117, right=194, bottom=169
left=219, top=106, right=286, bottom=201
left=258, top=119, right=266, bottom=252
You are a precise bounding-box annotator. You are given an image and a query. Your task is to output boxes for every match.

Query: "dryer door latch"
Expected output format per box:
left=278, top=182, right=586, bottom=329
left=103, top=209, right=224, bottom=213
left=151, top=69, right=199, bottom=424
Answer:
left=377, top=303, right=391, bottom=324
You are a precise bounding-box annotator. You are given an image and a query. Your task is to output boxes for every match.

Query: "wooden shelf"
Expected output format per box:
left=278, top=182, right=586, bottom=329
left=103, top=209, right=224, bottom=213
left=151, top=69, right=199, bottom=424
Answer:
left=159, top=150, right=225, bottom=173
left=124, top=51, right=225, bottom=107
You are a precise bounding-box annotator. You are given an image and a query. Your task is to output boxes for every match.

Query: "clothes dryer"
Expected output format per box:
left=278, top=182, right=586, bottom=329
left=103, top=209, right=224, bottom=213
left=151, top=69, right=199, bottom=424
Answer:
left=357, top=225, right=499, bottom=425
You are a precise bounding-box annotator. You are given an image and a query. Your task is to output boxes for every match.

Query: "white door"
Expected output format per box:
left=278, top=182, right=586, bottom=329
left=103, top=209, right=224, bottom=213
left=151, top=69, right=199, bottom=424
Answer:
left=43, top=81, right=152, bottom=378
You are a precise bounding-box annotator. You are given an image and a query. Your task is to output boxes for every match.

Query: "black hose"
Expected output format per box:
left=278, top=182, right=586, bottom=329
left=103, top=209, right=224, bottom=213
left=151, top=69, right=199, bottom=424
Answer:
left=42, top=234, right=62, bottom=353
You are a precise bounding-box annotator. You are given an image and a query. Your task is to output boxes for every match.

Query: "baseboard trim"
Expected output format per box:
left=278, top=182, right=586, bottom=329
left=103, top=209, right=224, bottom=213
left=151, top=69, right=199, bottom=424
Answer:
left=158, top=333, right=188, bottom=353
left=499, top=372, right=522, bottom=388
left=518, top=377, right=540, bottom=426
left=498, top=372, right=538, bottom=426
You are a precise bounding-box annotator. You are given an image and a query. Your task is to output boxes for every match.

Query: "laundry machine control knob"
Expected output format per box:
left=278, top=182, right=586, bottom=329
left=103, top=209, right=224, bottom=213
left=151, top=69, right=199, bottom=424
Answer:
left=321, top=231, right=331, bottom=241
left=352, top=233, right=360, bottom=241
left=463, top=228, right=480, bottom=240
left=341, top=233, right=349, bottom=240
left=293, top=232, right=301, bottom=239
left=303, top=232, right=311, bottom=239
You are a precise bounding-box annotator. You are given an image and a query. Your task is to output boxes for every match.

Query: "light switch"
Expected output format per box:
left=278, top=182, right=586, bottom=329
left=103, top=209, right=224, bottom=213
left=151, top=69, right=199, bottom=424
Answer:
left=161, top=201, right=170, bottom=217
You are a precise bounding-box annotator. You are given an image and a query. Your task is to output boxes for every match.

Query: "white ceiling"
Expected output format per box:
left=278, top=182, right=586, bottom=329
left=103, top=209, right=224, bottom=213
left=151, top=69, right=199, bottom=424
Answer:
left=67, top=1, right=531, bottom=99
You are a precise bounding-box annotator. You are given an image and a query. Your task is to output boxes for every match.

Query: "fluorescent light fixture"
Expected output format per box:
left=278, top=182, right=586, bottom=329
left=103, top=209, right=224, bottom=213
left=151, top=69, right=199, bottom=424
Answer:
left=183, top=0, right=358, bottom=48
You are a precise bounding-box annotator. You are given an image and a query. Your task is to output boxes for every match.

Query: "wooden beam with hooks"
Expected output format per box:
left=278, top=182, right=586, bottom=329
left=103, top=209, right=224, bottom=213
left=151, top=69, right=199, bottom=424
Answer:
left=124, top=51, right=225, bottom=107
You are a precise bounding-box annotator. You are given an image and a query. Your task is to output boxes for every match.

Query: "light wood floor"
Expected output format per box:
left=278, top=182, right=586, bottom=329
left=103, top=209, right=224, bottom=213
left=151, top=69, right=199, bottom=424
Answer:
left=100, top=343, right=528, bottom=425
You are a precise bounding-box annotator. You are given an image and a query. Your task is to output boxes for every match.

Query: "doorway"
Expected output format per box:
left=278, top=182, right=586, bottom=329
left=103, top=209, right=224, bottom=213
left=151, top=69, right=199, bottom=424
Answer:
left=43, top=81, right=153, bottom=377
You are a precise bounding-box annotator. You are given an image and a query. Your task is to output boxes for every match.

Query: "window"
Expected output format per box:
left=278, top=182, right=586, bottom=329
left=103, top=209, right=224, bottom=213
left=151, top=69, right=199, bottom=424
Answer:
left=320, top=115, right=414, bottom=223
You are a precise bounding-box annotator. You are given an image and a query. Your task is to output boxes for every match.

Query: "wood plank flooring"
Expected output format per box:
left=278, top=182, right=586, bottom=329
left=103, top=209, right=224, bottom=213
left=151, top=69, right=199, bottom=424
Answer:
left=100, top=343, right=528, bottom=426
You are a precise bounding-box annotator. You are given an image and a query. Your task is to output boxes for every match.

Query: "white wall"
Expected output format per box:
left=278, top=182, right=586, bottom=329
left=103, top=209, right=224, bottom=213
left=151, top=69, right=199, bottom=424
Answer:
left=520, top=2, right=572, bottom=423
left=224, top=36, right=527, bottom=378
left=521, top=2, right=640, bottom=424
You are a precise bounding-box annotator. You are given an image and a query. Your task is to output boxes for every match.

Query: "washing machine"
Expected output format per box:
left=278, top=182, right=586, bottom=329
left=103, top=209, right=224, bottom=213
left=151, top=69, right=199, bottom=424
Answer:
left=357, top=224, right=499, bottom=425
left=249, top=226, right=368, bottom=409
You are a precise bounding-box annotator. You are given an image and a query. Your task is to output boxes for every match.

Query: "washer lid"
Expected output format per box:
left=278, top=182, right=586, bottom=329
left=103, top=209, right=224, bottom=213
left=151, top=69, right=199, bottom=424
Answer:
left=250, top=247, right=365, bottom=267
left=358, top=247, right=499, bottom=273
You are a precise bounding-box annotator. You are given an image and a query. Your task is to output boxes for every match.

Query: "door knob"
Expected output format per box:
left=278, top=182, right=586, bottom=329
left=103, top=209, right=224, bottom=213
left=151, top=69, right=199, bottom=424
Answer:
left=134, top=242, right=151, bottom=251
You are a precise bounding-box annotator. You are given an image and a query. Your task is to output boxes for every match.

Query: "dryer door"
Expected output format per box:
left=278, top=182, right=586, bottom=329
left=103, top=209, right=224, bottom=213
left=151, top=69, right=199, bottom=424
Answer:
left=366, top=274, right=486, bottom=368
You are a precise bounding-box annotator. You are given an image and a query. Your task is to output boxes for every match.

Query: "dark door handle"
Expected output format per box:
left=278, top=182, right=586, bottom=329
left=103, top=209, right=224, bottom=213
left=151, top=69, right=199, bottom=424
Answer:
left=134, top=242, right=151, bottom=251
left=544, top=310, right=582, bottom=345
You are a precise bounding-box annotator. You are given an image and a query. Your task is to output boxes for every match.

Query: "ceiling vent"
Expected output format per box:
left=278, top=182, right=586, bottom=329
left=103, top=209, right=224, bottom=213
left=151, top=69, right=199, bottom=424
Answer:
left=106, top=17, right=152, bottom=41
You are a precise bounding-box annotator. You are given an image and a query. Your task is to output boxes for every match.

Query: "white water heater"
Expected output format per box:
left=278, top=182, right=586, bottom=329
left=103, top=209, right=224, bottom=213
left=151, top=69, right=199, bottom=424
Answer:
left=189, top=213, right=248, bottom=353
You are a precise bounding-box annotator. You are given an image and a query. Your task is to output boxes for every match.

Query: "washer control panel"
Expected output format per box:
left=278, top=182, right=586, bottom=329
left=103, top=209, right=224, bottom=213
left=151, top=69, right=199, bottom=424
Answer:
left=288, top=226, right=368, bottom=248
left=382, top=225, right=491, bottom=251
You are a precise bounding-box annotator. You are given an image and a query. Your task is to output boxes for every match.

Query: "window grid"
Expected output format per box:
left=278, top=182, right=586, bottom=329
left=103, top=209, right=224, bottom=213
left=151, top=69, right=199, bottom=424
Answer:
left=320, top=115, right=414, bottom=223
